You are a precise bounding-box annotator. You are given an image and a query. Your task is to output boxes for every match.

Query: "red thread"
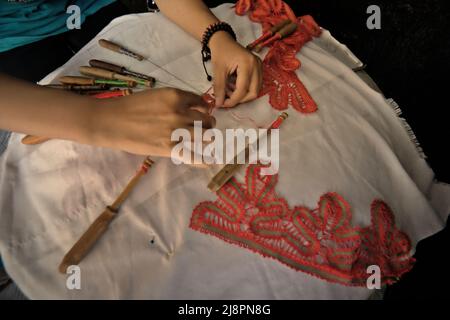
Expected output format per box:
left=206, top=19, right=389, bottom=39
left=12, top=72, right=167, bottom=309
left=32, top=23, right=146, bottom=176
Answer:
left=190, top=164, right=415, bottom=286
left=93, top=90, right=130, bottom=99
left=140, top=164, right=149, bottom=174
left=235, top=0, right=321, bottom=113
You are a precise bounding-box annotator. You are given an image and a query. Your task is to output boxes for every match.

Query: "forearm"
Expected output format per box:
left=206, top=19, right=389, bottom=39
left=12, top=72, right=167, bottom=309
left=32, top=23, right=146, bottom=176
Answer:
left=154, top=0, right=237, bottom=68
left=154, top=0, right=220, bottom=41
left=0, top=74, right=97, bottom=144
left=154, top=0, right=262, bottom=108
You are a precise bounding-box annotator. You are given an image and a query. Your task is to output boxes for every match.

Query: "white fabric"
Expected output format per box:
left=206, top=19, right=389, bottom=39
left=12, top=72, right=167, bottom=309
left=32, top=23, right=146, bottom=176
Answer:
left=0, top=4, right=448, bottom=299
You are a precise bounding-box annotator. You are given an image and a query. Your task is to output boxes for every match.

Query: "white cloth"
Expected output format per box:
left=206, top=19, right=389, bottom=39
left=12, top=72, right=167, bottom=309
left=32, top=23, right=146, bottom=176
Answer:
left=0, top=4, right=448, bottom=299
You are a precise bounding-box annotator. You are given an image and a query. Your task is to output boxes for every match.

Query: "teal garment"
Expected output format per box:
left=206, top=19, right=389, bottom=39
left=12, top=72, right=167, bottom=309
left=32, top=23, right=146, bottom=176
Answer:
left=0, top=0, right=116, bottom=52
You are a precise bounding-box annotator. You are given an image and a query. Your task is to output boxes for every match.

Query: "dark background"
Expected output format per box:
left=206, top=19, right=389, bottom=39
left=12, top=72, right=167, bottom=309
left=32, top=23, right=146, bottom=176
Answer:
left=201, top=0, right=450, bottom=183
left=288, top=0, right=450, bottom=183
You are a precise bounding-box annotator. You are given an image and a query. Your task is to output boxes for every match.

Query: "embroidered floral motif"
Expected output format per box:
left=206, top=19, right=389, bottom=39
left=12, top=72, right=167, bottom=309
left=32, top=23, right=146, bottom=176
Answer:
left=235, top=0, right=322, bottom=113
left=190, top=165, right=415, bottom=286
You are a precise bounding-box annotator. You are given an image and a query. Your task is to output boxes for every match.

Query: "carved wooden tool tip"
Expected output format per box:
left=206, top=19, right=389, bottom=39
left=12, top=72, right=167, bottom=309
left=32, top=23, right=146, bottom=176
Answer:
left=208, top=163, right=243, bottom=192
left=98, top=39, right=144, bottom=61
left=59, top=76, right=95, bottom=86
left=58, top=206, right=118, bottom=274
left=279, top=22, right=298, bottom=38
left=89, top=59, right=123, bottom=73
left=271, top=19, right=292, bottom=32
left=254, top=23, right=298, bottom=53
left=98, top=39, right=121, bottom=52
left=143, top=157, right=155, bottom=168
left=246, top=19, right=292, bottom=50
left=21, top=135, right=50, bottom=145
left=207, top=113, right=288, bottom=192
left=58, top=156, right=155, bottom=273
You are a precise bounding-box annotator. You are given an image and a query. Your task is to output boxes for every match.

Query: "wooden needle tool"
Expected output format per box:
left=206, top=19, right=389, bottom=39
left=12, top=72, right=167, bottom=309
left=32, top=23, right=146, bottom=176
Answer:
left=59, top=157, right=155, bottom=273
left=207, top=112, right=289, bottom=192
left=246, top=19, right=291, bottom=50
left=89, top=59, right=155, bottom=84
left=59, top=76, right=136, bottom=87
left=254, top=22, right=298, bottom=53
left=79, top=66, right=152, bottom=87
left=99, top=39, right=145, bottom=61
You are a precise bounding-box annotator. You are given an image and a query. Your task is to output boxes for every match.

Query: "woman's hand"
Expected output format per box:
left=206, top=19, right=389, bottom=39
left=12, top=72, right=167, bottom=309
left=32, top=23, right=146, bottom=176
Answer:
left=209, top=31, right=263, bottom=108
left=0, top=74, right=215, bottom=158
left=154, top=0, right=262, bottom=108
left=91, top=88, right=215, bottom=157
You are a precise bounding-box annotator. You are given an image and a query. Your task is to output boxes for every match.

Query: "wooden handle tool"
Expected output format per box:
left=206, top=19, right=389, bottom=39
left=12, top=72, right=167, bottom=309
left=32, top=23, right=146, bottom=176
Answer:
left=89, top=59, right=124, bottom=73
left=89, top=59, right=155, bottom=84
left=43, top=84, right=109, bottom=91
left=79, top=66, right=153, bottom=87
left=21, top=135, right=51, bottom=145
left=254, top=23, right=298, bottom=52
left=208, top=113, right=288, bottom=192
left=59, top=76, right=95, bottom=86
left=59, top=157, right=154, bottom=273
left=91, top=89, right=132, bottom=99
left=246, top=19, right=291, bottom=50
left=58, top=206, right=117, bottom=274
left=208, top=163, right=244, bottom=193
left=58, top=76, right=135, bottom=87
left=99, top=39, right=145, bottom=61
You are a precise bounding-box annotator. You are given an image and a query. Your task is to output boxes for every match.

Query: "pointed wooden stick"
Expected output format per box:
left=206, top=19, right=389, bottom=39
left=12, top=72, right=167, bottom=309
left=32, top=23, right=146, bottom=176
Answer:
left=246, top=19, right=291, bottom=50
left=254, top=23, right=298, bottom=52
left=58, top=157, right=154, bottom=273
left=208, top=112, right=288, bottom=192
left=21, top=135, right=51, bottom=145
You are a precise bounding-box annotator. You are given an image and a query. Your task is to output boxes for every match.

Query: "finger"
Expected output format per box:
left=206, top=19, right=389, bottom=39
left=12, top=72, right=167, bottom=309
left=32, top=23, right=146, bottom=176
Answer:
left=178, top=90, right=209, bottom=109
left=213, top=66, right=227, bottom=107
left=240, top=67, right=261, bottom=103
left=189, top=103, right=209, bottom=114
left=223, top=66, right=251, bottom=108
left=184, top=109, right=216, bottom=128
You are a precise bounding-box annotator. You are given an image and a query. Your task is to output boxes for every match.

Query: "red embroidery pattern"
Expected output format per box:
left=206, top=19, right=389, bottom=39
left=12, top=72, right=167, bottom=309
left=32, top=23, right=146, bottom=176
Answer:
left=235, top=0, right=322, bottom=113
left=190, top=165, right=415, bottom=286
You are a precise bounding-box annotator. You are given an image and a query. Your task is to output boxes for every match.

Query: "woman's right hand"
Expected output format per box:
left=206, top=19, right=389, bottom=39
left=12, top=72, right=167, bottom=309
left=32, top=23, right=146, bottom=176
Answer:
left=90, top=88, right=216, bottom=157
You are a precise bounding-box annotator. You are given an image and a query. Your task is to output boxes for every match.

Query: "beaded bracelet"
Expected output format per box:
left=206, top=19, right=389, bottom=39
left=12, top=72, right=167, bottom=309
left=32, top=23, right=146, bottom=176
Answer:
left=146, top=0, right=159, bottom=12
left=201, top=22, right=236, bottom=81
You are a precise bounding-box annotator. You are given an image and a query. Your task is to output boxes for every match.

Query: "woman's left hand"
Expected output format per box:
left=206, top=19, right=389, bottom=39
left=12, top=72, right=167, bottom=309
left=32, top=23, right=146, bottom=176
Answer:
left=209, top=31, right=263, bottom=108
